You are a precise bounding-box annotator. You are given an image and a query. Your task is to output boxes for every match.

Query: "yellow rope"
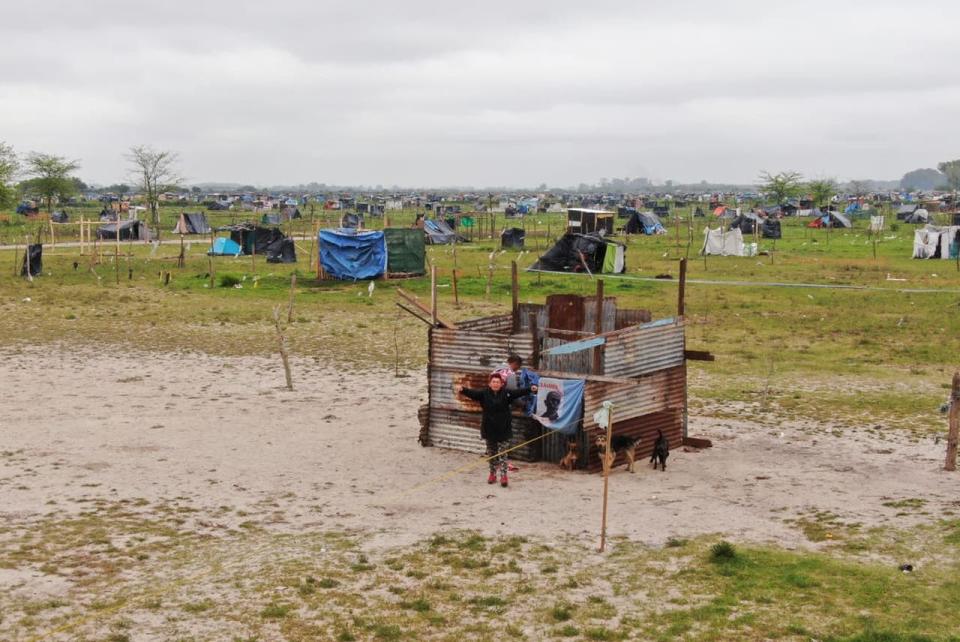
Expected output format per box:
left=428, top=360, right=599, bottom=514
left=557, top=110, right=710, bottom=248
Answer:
left=378, top=425, right=563, bottom=504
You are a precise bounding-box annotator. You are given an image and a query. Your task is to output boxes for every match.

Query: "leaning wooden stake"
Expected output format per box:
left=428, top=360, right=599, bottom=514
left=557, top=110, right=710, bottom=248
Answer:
left=599, top=404, right=614, bottom=553
left=946, top=372, right=960, bottom=471
left=272, top=306, right=294, bottom=391
left=452, top=268, right=460, bottom=308
left=511, top=260, right=519, bottom=332
left=430, top=264, right=438, bottom=326
left=678, top=257, right=688, bottom=317
left=287, top=273, right=297, bottom=323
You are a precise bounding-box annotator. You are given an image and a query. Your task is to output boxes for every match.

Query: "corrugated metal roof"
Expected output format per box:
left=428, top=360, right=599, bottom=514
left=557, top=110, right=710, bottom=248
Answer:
left=430, top=328, right=534, bottom=372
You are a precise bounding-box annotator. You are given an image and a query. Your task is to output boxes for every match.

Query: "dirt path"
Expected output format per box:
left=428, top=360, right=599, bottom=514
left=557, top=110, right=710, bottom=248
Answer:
left=1, top=344, right=957, bottom=552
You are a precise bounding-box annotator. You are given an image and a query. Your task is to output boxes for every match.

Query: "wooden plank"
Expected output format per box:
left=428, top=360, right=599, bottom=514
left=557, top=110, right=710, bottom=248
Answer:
left=397, top=287, right=456, bottom=329
left=684, top=349, right=715, bottom=361
left=511, top=260, right=519, bottom=332
left=683, top=436, right=713, bottom=449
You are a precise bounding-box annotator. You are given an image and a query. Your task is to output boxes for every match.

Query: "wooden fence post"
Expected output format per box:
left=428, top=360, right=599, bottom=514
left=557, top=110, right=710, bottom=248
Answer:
left=946, top=372, right=960, bottom=471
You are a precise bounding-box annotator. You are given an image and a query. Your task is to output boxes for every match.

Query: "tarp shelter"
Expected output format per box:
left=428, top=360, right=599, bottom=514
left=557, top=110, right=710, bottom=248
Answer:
left=208, top=237, right=242, bottom=256
left=424, top=218, right=465, bottom=244
left=21, top=244, right=41, bottom=277
left=807, top=211, right=852, bottom=229
left=728, top=212, right=763, bottom=234
left=904, top=209, right=930, bottom=224
left=261, top=213, right=282, bottom=225
left=320, top=229, right=387, bottom=280
left=383, top=228, right=425, bottom=275
left=761, top=218, right=782, bottom=239
left=227, top=224, right=294, bottom=262
left=701, top=227, right=745, bottom=256
left=341, top=213, right=363, bottom=228
left=50, top=210, right=69, bottom=223
left=625, top=211, right=666, bottom=235
left=97, top=220, right=147, bottom=240
left=528, top=233, right=625, bottom=274
left=173, top=212, right=211, bottom=234
left=913, top=225, right=960, bottom=259
left=896, top=204, right=918, bottom=220
left=501, top=227, right=526, bottom=248
left=567, top=208, right=614, bottom=235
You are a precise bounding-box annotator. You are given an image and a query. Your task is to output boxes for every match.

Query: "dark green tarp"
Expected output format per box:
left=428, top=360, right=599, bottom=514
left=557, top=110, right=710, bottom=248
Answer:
left=384, top=228, right=425, bottom=275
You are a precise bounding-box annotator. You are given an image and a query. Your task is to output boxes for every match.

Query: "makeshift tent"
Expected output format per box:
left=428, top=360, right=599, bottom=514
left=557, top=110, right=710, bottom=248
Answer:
left=728, top=212, right=763, bottom=234
left=208, top=237, right=242, bottom=256
left=341, top=213, right=363, bottom=228
left=424, top=218, right=465, bottom=244
left=904, top=209, right=929, bottom=224
left=49, top=210, right=68, bottom=223
left=320, top=229, right=387, bottom=280
left=261, top=213, right=282, bottom=225
left=173, top=212, right=211, bottom=234
left=266, top=238, right=296, bottom=263
left=16, top=202, right=39, bottom=215
left=896, top=204, right=918, bottom=220
left=528, top=233, right=625, bottom=274
left=807, top=211, right=852, bottom=229
left=227, top=224, right=295, bottom=262
left=701, top=227, right=745, bottom=256
left=97, top=220, right=147, bottom=240
left=20, top=244, right=42, bottom=277
left=383, top=228, right=425, bottom=275
left=694, top=206, right=705, bottom=217
left=869, top=216, right=885, bottom=233
left=762, top=219, right=781, bottom=239
left=913, top=225, right=960, bottom=259
left=501, top=227, right=526, bottom=248
left=617, top=206, right=636, bottom=219
left=625, top=211, right=666, bottom=235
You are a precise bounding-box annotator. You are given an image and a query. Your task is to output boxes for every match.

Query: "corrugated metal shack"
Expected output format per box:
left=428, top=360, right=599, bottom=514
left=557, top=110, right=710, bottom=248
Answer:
left=420, top=281, right=696, bottom=473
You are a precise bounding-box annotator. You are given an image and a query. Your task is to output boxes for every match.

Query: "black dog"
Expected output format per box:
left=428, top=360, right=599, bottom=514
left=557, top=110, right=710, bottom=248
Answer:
left=650, top=430, right=669, bottom=471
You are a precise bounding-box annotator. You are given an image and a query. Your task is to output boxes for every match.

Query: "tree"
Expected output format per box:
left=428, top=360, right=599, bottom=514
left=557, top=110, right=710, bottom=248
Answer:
left=23, top=153, right=81, bottom=212
left=848, top=180, right=871, bottom=198
left=128, top=145, right=181, bottom=226
left=0, top=141, right=19, bottom=209
left=900, top=168, right=945, bottom=191
left=758, top=170, right=803, bottom=204
left=807, top=178, right=837, bottom=208
left=937, top=160, right=960, bottom=192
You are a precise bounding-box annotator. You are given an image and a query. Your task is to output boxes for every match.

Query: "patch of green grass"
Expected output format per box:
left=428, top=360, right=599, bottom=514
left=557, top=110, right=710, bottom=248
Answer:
left=260, top=602, right=294, bottom=619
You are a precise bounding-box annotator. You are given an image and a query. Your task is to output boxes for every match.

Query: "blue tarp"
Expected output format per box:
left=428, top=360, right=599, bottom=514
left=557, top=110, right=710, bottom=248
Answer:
left=209, top=237, right=242, bottom=256
left=319, top=229, right=387, bottom=280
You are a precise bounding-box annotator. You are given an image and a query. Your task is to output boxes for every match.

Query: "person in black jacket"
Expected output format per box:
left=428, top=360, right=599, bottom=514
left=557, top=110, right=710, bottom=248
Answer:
left=455, top=374, right=537, bottom=487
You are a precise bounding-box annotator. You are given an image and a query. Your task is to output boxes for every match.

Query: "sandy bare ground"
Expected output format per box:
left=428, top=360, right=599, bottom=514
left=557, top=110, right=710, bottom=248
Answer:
left=1, top=344, right=957, bottom=553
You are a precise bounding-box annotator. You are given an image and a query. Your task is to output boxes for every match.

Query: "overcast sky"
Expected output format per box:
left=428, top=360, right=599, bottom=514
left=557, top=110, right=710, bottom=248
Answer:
left=2, top=0, right=958, bottom=188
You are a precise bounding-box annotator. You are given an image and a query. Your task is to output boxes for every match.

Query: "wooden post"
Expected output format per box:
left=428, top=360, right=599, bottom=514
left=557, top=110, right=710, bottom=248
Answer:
left=599, top=404, right=614, bottom=553
left=946, top=372, right=960, bottom=471
left=678, top=257, right=687, bottom=318
left=178, top=234, right=185, bottom=268
left=511, top=260, right=519, bottom=332
left=308, top=221, right=316, bottom=271
left=49, top=219, right=55, bottom=248
left=272, top=306, right=294, bottom=390
left=208, top=256, right=215, bottom=289
left=452, top=269, right=460, bottom=308
left=115, top=220, right=120, bottom=285
left=529, top=312, right=540, bottom=368
left=287, top=273, right=297, bottom=323
left=593, top=279, right=604, bottom=374
left=431, top=263, right=438, bottom=327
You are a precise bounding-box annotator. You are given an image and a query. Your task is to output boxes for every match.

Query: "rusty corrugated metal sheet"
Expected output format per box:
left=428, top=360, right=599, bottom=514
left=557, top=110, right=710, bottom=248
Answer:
left=426, top=407, right=542, bottom=461
left=615, top=309, right=652, bottom=328
left=582, top=296, right=619, bottom=334
left=583, top=365, right=686, bottom=428
left=430, top=328, right=534, bottom=372
left=457, top=314, right=513, bottom=333
left=603, top=319, right=685, bottom=378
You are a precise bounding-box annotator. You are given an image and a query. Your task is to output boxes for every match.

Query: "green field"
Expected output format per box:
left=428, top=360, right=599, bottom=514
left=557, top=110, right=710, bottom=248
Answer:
left=2, top=203, right=957, bottom=433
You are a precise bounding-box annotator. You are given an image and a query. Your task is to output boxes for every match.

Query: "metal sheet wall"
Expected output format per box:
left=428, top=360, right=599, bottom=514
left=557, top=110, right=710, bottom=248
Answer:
left=581, top=410, right=683, bottom=473
left=603, top=320, right=685, bottom=379
left=541, top=337, right=597, bottom=374
left=457, top=314, right=513, bottom=333
left=430, top=328, right=534, bottom=372
left=582, top=365, right=686, bottom=429
left=426, top=407, right=542, bottom=461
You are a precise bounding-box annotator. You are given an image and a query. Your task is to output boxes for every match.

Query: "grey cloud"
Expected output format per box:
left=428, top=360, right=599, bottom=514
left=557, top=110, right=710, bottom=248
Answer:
left=1, top=0, right=958, bottom=186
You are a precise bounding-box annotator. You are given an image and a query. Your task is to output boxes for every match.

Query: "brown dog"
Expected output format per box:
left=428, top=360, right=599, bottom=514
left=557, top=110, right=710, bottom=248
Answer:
left=595, top=434, right=639, bottom=473
left=558, top=440, right=579, bottom=470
